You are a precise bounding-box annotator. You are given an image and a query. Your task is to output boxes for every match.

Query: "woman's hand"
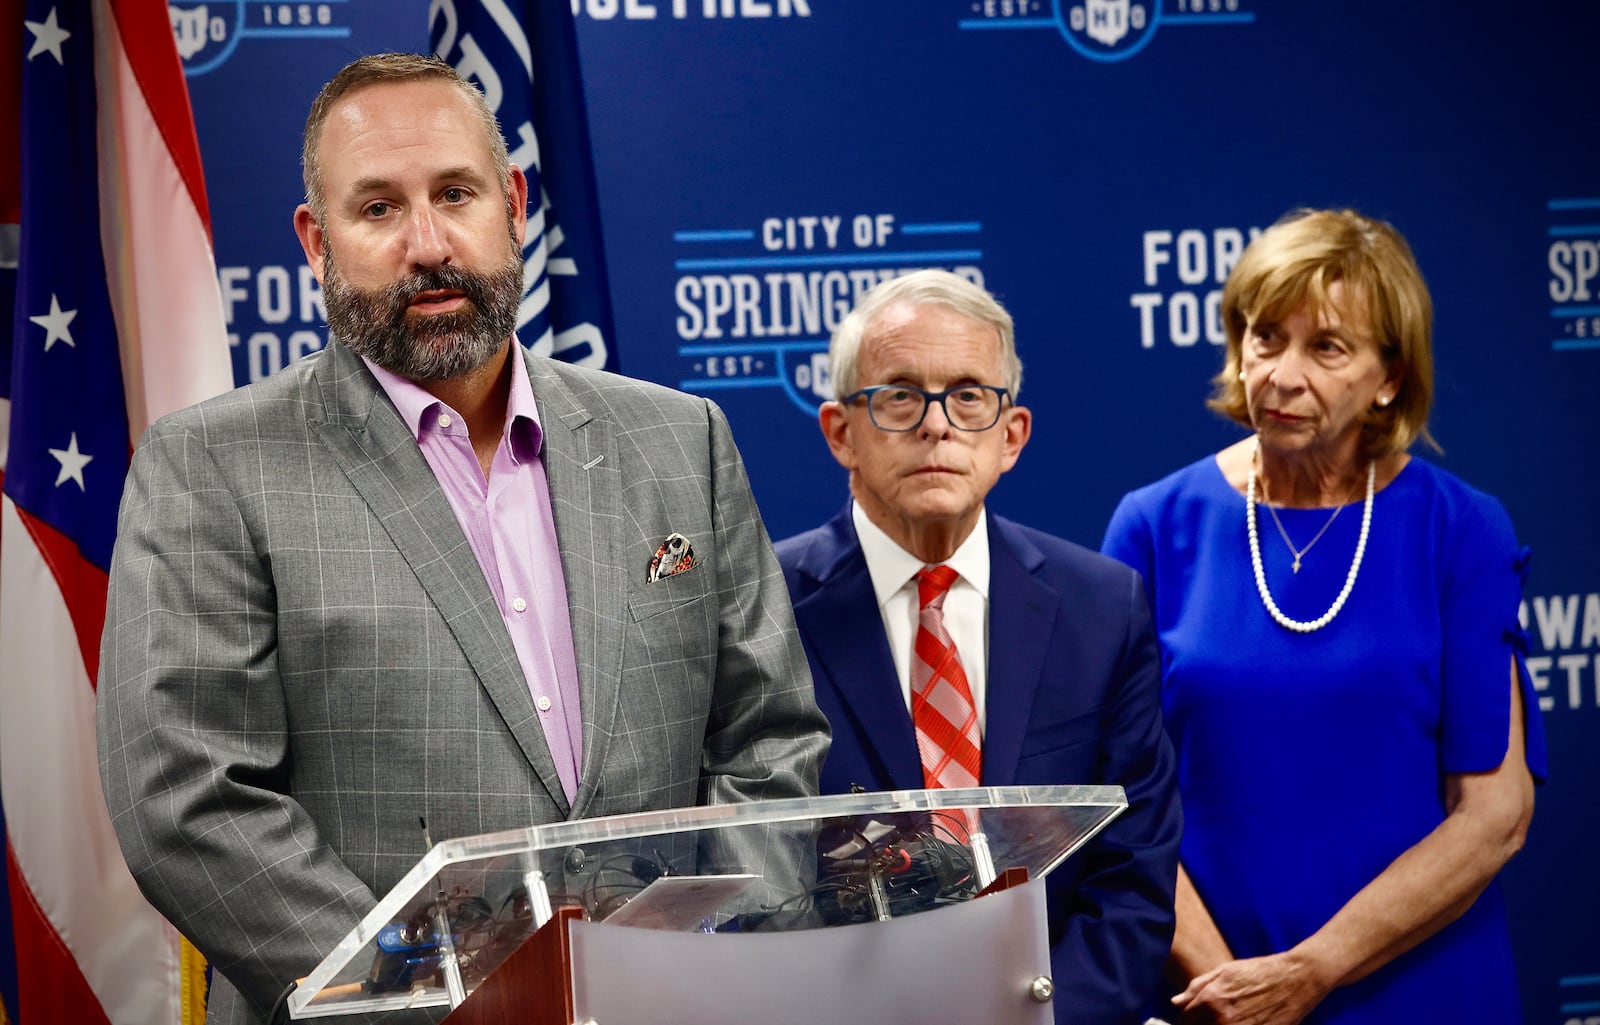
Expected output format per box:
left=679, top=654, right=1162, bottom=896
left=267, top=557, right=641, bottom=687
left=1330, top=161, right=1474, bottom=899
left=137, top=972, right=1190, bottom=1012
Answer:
left=1171, top=661, right=1533, bottom=1025
left=1170, top=951, right=1335, bottom=1025
left=1167, top=864, right=1233, bottom=985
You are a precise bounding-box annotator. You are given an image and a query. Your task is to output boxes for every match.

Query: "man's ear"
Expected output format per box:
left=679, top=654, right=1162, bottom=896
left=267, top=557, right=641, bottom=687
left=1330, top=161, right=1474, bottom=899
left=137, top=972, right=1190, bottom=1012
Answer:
left=293, top=204, right=326, bottom=285
left=507, top=165, right=530, bottom=249
left=999, top=404, right=1032, bottom=473
left=819, top=401, right=856, bottom=471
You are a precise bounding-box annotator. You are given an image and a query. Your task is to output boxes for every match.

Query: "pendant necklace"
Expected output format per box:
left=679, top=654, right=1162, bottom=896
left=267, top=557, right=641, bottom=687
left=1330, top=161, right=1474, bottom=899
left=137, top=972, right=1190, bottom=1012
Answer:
left=1259, top=470, right=1346, bottom=574
left=1246, top=438, right=1376, bottom=633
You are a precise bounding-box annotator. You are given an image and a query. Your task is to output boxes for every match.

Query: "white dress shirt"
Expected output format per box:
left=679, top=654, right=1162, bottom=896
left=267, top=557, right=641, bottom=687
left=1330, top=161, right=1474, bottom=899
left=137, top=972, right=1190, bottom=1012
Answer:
left=851, top=501, right=990, bottom=736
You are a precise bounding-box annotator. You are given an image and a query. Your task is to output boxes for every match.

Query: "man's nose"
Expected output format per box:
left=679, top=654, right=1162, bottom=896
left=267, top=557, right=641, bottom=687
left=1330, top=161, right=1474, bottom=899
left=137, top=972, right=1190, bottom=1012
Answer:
left=917, top=395, right=955, bottom=439
left=404, top=207, right=451, bottom=267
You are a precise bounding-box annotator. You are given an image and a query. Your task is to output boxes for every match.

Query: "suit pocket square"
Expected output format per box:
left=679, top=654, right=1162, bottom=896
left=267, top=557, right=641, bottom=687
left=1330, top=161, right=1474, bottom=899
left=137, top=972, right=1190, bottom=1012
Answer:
left=647, top=532, right=698, bottom=583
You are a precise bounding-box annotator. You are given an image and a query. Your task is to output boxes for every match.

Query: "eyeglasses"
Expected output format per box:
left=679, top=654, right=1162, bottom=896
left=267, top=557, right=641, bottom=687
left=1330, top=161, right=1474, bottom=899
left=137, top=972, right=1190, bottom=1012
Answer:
left=838, top=384, right=1011, bottom=432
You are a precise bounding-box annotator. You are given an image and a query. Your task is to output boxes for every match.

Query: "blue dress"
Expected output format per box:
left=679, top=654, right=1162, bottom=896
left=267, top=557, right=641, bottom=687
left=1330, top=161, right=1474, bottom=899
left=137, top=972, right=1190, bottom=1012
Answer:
left=1101, top=455, right=1547, bottom=1024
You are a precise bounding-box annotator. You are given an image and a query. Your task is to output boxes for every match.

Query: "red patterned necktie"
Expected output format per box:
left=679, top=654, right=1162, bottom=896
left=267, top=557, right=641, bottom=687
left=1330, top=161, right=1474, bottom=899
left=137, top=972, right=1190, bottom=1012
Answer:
left=911, top=565, right=981, bottom=789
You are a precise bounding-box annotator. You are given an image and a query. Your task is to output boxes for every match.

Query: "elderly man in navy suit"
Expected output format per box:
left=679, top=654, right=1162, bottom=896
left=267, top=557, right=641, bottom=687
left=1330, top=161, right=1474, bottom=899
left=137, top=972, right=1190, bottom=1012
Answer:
left=775, top=269, right=1179, bottom=1025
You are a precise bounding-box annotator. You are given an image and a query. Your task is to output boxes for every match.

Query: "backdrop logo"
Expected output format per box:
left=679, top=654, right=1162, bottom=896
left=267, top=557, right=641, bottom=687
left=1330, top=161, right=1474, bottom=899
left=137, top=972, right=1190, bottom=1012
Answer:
left=1129, top=225, right=1260, bottom=348
left=169, top=4, right=222, bottom=60
left=1547, top=195, right=1600, bottom=352
left=169, top=1, right=351, bottom=77
left=168, top=2, right=236, bottom=65
left=217, top=263, right=328, bottom=385
left=1072, top=0, right=1149, bottom=53
left=671, top=212, right=986, bottom=415
left=572, top=0, right=811, bottom=21
left=958, top=0, right=1252, bottom=63
left=1520, top=591, right=1600, bottom=712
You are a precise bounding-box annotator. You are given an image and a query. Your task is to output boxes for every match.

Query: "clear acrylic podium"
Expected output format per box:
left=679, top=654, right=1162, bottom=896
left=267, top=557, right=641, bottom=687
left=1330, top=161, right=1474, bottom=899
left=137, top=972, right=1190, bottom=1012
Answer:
left=289, top=785, right=1126, bottom=1024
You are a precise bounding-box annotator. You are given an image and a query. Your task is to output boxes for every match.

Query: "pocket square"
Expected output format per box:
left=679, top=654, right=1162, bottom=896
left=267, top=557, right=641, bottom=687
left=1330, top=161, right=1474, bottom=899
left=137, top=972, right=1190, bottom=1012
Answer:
left=647, top=532, right=698, bottom=583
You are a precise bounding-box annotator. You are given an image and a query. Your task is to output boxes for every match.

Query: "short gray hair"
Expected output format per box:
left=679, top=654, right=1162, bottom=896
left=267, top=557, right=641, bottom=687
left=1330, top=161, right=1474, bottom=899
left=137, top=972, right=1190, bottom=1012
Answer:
left=829, top=269, right=1023, bottom=398
left=301, top=53, right=511, bottom=224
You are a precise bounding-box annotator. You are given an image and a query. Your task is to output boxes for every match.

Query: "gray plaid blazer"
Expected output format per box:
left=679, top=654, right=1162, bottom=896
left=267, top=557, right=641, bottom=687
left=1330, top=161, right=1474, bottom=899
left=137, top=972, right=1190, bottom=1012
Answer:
left=97, top=339, right=828, bottom=1024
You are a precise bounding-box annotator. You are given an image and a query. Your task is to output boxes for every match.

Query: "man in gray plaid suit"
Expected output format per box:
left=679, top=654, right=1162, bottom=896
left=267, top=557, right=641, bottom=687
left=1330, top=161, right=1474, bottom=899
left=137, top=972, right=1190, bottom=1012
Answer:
left=96, top=53, right=828, bottom=1024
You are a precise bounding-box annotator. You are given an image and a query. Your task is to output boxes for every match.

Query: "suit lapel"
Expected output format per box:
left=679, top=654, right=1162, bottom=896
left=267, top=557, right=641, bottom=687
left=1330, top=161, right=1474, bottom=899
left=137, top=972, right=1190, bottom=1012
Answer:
left=523, top=354, right=623, bottom=822
left=982, top=517, right=1059, bottom=787
left=791, top=511, right=924, bottom=791
left=309, top=341, right=568, bottom=810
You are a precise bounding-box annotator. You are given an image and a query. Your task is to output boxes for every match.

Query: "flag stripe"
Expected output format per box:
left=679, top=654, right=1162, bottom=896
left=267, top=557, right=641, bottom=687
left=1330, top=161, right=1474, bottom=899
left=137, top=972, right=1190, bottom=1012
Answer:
left=2, top=495, right=184, bottom=1025
left=0, top=816, right=18, bottom=1025
left=11, top=504, right=109, bottom=684
left=5, top=846, right=113, bottom=1025
left=4, top=2, right=231, bottom=1022
left=98, top=0, right=233, bottom=432
left=102, top=0, right=212, bottom=235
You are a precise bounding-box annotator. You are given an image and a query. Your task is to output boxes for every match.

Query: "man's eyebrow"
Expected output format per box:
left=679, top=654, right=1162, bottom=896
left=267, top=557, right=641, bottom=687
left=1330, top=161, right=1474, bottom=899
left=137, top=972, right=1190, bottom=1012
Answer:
left=433, top=165, right=493, bottom=189
left=344, top=167, right=493, bottom=196
left=346, top=175, right=395, bottom=196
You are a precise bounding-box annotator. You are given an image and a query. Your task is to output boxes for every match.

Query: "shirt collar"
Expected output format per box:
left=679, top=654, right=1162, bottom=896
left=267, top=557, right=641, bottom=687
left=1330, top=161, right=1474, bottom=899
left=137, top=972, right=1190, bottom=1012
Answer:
left=851, top=500, right=991, bottom=607
left=363, top=348, right=544, bottom=462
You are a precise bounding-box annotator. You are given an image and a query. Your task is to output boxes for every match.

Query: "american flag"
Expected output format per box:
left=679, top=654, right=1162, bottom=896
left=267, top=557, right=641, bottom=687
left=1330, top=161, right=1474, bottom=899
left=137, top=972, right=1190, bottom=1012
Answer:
left=432, top=0, right=618, bottom=371
left=1, top=1, right=232, bottom=1022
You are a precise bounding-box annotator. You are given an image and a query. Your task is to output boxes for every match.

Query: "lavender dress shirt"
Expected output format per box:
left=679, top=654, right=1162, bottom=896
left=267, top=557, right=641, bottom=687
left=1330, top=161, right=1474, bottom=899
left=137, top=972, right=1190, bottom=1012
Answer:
left=366, top=352, right=583, bottom=803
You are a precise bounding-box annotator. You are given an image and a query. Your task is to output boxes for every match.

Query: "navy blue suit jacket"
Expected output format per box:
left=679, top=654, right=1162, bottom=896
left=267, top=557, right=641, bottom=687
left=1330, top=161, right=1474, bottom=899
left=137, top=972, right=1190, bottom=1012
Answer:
left=775, top=506, right=1180, bottom=1025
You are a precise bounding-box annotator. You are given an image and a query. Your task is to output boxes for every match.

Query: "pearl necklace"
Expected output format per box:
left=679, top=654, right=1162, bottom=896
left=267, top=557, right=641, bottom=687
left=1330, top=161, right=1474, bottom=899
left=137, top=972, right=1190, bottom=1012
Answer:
left=1246, top=439, right=1375, bottom=633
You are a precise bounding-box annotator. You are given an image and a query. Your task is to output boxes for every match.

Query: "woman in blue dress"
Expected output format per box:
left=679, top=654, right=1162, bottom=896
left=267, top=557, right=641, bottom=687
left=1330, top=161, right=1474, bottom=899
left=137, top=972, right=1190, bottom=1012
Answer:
left=1101, top=209, right=1546, bottom=1024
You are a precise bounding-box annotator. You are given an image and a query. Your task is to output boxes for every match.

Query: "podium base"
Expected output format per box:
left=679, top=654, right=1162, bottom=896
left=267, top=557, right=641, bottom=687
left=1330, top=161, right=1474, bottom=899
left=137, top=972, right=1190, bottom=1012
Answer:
left=442, top=906, right=580, bottom=1025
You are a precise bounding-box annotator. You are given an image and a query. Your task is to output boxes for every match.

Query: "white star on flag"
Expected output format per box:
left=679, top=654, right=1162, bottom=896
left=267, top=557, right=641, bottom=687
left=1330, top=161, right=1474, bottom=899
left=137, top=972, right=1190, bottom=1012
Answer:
left=24, top=7, right=72, bottom=64
left=29, top=293, right=78, bottom=350
left=47, top=433, right=94, bottom=490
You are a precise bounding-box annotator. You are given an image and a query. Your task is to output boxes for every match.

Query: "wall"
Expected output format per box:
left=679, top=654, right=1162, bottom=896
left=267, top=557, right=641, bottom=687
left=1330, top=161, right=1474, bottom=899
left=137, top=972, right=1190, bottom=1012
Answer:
left=172, top=2, right=1600, bottom=1020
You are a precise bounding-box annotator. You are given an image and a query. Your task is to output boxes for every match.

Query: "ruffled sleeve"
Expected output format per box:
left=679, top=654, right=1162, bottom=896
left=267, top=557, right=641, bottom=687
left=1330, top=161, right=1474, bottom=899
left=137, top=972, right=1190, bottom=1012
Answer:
left=1440, top=500, right=1548, bottom=783
left=1505, top=545, right=1549, bottom=781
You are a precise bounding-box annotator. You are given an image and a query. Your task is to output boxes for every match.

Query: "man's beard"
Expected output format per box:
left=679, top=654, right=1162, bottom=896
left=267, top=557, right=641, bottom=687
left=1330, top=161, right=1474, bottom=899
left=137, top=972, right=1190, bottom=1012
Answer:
left=321, top=232, right=524, bottom=382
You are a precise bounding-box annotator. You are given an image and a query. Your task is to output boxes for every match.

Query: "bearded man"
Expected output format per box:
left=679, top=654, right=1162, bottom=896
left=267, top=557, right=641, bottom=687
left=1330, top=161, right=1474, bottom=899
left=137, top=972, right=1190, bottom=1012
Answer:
left=96, top=53, right=827, bottom=1025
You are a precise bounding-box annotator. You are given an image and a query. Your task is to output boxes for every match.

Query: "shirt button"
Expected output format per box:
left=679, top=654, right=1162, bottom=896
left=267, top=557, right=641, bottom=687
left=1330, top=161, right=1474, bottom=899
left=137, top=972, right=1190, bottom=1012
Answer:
left=512, top=597, right=527, bottom=613
left=438, top=413, right=452, bottom=428
left=536, top=695, right=552, bottom=712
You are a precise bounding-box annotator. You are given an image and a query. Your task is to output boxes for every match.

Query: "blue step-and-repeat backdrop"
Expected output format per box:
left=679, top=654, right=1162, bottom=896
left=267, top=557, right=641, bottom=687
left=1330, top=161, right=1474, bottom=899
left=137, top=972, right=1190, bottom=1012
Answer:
left=172, top=2, right=1597, bottom=1020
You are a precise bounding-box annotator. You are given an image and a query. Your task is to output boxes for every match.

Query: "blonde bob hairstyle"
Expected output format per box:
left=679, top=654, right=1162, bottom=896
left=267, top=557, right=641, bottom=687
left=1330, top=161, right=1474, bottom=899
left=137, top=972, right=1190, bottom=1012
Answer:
left=1210, top=208, right=1437, bottom=458
left=829, top=269, right=1023, bottom=399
